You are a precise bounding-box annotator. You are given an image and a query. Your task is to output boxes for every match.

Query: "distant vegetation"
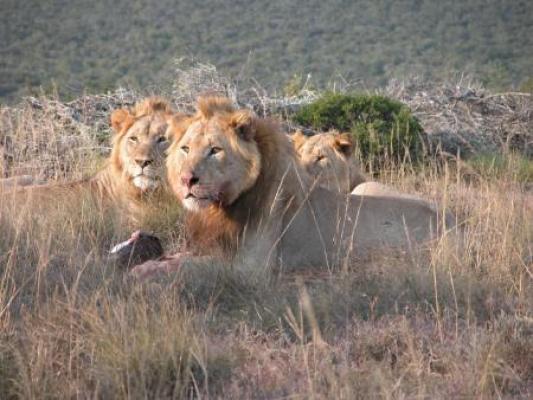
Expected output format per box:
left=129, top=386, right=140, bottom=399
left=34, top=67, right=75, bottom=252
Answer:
left=2, top=0, right=533, bottom=103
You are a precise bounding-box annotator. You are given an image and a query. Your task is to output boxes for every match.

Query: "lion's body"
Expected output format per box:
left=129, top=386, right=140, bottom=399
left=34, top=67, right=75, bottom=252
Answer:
left=294, top=132, right=445, bottom=224
left=293, top=130, right=366, bottom=193
left=351, top=181, right=424, bottom=201
left=278, top=188, right=443, bottom=269
left=160, top=97, right=452, bottom=274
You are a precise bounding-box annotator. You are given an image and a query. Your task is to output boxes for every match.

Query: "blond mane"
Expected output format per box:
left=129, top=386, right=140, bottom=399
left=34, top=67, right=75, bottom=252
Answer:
left=171, top=97, right=304, bottom=257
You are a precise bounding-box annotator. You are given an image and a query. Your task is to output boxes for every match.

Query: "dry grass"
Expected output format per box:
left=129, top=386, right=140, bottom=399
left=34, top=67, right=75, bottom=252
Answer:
left=385, top=76, right=533, bottom=158
left=0, top=90, right=140, bottom=181
left=1, top=157, right=532, bottom=399
left=1, top=83, right=532, bottom=398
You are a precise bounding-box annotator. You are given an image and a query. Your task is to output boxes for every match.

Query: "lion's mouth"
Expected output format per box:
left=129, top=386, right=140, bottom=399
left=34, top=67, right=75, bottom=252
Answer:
left=183, top=186, right=226, bottom=207
left=185, top=193, right=209, bottom=200
left=133, top=171, right=158, bottom=179
left=185, top=192, right=219, bottom=202
left=182, top=191, right=220, bottom=211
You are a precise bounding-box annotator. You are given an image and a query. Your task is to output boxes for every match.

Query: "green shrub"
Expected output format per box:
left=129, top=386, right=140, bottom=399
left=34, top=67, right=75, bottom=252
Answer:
left=293, top=93, right=425, bottom=163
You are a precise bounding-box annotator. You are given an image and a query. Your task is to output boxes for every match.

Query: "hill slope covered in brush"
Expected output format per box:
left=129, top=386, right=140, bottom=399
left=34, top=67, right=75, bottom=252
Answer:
left=2, top=0, right=532, bottom=102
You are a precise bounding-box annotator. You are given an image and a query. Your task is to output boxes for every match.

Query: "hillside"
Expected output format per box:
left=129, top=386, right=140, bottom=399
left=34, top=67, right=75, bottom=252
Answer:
left=2, top=0, right=533, bottom=103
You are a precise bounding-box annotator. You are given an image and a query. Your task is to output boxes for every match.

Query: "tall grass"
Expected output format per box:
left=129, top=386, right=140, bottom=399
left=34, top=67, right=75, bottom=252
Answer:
left=1, top=150, right=532, bottom=397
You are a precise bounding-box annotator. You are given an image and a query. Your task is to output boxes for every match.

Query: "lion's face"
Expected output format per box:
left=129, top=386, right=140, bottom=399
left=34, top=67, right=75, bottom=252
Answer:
left=118, top=115, right=170, bottom=192
left=293, top=131, right=354, bottom=193
left=167, top=111, right=261, bottom=212
left=111, top=105, right=173, bottom=193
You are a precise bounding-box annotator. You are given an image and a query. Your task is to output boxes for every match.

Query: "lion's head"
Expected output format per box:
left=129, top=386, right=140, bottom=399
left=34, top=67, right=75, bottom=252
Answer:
left=110, top=98, right=175, bottom=193
left=166, top=96, right=301, bottom=256
left=166, top=97, right=265, bottom=212
left=293, top=130, right=365, bottom=193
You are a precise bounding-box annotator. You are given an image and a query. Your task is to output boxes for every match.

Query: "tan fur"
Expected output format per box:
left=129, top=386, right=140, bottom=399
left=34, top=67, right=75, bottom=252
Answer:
left=8, top=97, right=180, bottom=226
left=160, top=97, right=453, bottom=273
left=293, top=130, right=366, bottom=193
left=352, top=181, right=422, bottom=200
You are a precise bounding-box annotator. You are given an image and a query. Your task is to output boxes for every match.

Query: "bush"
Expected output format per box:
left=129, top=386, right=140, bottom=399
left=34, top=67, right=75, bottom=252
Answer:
left=293, top=93, right=425, bottom=163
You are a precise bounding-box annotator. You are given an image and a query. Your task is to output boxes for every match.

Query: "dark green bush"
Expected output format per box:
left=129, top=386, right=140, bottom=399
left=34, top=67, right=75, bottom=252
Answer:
left=294, top=93, right=425, bottom=163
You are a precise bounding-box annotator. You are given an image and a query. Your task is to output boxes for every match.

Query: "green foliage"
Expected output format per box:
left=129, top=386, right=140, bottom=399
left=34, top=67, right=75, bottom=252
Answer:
left=294, top=93, right=425, bottom=163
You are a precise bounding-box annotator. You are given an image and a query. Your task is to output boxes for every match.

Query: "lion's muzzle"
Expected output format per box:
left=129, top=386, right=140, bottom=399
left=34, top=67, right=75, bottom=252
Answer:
left=181, top=172, right=200, bottom=189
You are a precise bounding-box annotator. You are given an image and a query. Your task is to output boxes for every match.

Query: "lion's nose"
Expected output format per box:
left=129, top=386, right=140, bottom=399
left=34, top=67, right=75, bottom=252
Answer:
left=135, top=159, right=153, bottom=168
left=181, top=172, right=199, bottom=188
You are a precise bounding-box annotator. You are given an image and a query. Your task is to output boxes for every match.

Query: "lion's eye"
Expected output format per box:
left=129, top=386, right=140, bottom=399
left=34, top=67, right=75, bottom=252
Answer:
left=156, top=136, right=167, bottom=144
left=316, top=155, right=325, bottom=162
left=181, top=145, right=190, bottom=154
left=209, top=146, right=223, bottom=156
left=129, top=136, right=138, bottom=143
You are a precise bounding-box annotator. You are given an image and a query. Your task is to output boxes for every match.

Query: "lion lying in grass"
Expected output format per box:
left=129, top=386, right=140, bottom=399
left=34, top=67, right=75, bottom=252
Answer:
left=90, top=96, right=178, bottom=224
left=3, top=97, right=179, bottom=227
left=130, top=97, right=453, bottom=279
left=293, top=129, right=432, bottom=203
left=292, top=130, right=366, bottom=193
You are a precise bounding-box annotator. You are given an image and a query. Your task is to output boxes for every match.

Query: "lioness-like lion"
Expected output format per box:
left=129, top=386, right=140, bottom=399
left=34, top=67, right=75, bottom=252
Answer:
left=6, top=97, right=179, bottom=225
left=293, top=130, right=366, bottom=193
left=131, top=97, right=453, bottom=279
left=294, top=130, right=430, bottom=202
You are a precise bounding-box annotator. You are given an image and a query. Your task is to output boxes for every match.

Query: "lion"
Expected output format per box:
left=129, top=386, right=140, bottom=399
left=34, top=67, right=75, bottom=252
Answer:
left=292, top=130, right=366, bottom=193
left=130, top=97, right=454, bottom=279
left=293, top=130, right=432, bottom=202
left=4, top=97, right=180, bottom=226
left=90, top=97, right=176, bottom=220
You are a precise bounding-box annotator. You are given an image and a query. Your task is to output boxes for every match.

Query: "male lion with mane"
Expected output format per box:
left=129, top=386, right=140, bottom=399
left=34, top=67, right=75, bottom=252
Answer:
left=92, top=96, right=177, bottom=223
left=131, top=97, right=454, bottom=279
left=4, top=97, right=179, bottom=226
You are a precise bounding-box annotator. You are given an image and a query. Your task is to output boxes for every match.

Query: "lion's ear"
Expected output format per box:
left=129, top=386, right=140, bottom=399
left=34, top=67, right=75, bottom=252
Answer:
left=110, top=108, right=133, bottom=133
left=334, top=133, right=354, bottom=157
left=230, top=110, right=255, bottom=141
left=292, top=130, right=308, bottom=151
